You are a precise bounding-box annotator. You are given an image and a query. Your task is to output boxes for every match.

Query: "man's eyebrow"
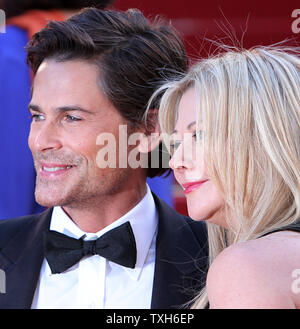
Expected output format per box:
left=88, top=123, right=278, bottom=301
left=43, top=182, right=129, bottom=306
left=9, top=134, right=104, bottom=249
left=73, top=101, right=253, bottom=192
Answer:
left=28, top=103, right=41, bottom=112
left=27, top=104, right=94, bottom=115
left=56, top=106, right=95, bottom=115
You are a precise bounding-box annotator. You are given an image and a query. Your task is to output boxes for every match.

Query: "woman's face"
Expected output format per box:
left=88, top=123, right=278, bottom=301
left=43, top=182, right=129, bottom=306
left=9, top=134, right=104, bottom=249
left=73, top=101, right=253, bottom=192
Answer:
left=169, top=87, right=225, bottom=226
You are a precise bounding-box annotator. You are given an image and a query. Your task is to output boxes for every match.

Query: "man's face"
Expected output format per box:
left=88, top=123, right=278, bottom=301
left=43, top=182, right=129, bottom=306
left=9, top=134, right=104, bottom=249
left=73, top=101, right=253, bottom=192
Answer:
left=28, top=59, right=135, bottom=208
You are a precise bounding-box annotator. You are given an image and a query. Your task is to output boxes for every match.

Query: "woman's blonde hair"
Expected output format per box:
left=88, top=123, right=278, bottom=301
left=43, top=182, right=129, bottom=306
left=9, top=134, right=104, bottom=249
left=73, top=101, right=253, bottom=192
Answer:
left=154, top=46, right=300, bottom=308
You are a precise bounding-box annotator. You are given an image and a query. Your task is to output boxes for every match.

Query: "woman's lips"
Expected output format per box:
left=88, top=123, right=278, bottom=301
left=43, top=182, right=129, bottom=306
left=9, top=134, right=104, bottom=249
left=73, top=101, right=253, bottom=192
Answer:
left=182, top=180, right=208, bottom=194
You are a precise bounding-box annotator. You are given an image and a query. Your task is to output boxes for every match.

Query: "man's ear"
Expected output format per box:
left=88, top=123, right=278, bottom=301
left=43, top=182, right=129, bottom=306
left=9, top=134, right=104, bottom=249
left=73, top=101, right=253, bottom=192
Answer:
left=138, top=108, right=161, bottom=153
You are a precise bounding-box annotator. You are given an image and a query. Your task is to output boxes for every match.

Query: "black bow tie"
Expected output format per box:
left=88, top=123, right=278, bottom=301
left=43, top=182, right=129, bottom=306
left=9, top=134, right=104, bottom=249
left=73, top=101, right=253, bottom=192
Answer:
left=44, top=222, right=137, bottom=274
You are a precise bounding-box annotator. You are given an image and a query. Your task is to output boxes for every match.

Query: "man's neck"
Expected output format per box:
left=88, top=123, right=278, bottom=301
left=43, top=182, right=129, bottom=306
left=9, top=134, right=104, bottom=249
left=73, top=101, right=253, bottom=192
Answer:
left=61, top=183, right=148, bottom=233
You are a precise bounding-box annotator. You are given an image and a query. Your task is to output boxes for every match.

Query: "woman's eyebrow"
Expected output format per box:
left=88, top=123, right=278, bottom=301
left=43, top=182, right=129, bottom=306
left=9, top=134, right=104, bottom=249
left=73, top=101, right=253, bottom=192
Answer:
left=172, top=121, right=196, bottom=134
left=187, top=121, right=196, bottom=129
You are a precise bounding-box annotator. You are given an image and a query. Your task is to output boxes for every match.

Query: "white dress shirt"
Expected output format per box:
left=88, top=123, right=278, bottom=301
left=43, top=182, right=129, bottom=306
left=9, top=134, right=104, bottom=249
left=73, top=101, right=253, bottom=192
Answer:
left=31, top=185, right=158, bottom=309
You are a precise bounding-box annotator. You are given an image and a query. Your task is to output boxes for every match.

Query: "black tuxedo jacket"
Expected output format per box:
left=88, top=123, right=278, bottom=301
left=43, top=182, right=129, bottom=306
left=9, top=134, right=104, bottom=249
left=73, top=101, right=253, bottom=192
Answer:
left=0, top=193, right=208, bottom=309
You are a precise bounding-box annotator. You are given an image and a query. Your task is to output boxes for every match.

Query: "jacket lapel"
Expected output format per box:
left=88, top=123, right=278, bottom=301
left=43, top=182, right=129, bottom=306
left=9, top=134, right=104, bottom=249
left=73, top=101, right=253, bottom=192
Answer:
left=0, top=195, right=207, bottom=309
left=0, top=209, right=52, bottom=309
left=151, top=194, right=208, bottom=309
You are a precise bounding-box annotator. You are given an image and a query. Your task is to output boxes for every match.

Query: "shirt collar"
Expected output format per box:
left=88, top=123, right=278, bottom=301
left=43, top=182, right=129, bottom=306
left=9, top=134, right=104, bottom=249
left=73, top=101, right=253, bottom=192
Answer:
left=50, top=184, right=158, bottom=281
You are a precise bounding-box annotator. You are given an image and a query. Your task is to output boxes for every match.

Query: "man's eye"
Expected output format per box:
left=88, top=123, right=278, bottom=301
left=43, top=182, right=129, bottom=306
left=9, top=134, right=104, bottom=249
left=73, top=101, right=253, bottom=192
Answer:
left=29, top=114, right=44, bottom=121
left=65, top=115, right=81, bottom=122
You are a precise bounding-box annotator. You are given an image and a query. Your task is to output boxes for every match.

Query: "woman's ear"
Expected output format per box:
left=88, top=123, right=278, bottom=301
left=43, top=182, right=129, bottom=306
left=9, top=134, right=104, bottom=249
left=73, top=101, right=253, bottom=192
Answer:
left=138, top=108, right=161, bottom=153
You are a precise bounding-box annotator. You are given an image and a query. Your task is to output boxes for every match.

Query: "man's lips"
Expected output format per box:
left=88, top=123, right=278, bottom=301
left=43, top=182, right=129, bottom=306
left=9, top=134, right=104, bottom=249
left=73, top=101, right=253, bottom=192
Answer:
left=182, top=180, right=208, bottom=194
left=39, top=162, right=75, bottom=177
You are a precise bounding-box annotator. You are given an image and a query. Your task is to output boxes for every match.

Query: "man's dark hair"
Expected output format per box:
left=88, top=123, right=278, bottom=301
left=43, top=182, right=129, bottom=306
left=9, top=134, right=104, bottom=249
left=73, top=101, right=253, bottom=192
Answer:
left=26, top=7, right=188, bottom=177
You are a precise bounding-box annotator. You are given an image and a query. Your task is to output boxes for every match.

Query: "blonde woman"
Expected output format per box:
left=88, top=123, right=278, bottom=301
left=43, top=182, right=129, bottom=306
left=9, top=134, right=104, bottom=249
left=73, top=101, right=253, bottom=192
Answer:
left=155, top=46, right=300, bottom=308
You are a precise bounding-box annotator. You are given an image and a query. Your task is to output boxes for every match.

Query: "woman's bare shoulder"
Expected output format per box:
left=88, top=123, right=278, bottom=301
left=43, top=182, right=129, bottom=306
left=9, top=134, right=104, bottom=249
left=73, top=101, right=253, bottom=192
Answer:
left=206, top=231, right=300, bottom=308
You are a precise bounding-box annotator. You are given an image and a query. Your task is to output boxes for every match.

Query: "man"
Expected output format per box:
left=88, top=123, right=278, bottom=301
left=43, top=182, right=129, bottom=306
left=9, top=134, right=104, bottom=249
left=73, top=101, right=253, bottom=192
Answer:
left=0, top=7, right=207, bottom=309
left=0, top=0, right=114, bottom=219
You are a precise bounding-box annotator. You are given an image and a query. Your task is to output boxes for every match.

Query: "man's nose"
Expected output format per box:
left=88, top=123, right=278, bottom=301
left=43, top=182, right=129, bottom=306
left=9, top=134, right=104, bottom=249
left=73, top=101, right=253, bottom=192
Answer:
left=29, top=121, right=62, bottom=152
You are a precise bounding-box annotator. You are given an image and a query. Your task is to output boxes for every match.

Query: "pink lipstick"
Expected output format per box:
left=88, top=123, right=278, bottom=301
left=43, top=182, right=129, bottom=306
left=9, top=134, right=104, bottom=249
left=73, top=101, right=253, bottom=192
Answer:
left=182, top=180, right=208, bottom=194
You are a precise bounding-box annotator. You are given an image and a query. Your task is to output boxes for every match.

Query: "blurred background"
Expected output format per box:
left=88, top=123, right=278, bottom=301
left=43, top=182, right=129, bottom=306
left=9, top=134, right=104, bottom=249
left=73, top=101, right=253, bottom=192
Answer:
left=0, top=0, right=299, bottom=218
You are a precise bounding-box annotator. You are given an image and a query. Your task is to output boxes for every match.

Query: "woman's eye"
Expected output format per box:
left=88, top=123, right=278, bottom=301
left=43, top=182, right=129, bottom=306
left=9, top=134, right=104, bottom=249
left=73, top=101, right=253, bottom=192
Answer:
left=192, top=130, right=204, bottom=140
left=169, top=141, right=181, bottom=153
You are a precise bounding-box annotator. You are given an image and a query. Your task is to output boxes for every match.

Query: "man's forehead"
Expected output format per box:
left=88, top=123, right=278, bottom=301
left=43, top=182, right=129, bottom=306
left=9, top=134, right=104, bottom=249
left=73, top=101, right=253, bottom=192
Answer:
left=33, top=59, right=101, bottom=90
left=31, top=59, right=108, bottom=108
left=36, top=58, right=99, bottom=73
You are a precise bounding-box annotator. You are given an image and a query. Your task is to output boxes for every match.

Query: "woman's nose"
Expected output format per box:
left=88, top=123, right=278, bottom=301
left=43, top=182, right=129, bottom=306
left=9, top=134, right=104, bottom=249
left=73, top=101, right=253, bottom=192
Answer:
left=169, top=137, right=194, bottom=171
